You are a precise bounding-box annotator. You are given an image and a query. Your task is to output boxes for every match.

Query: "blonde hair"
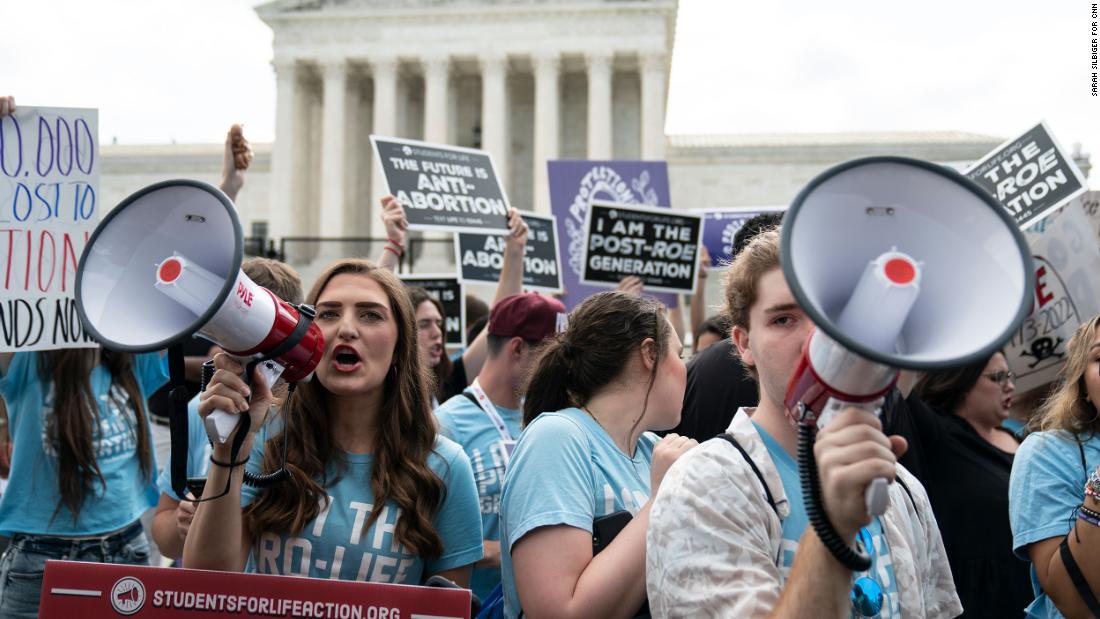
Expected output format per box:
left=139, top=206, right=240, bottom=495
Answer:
left=1035, top=314, right=1100, bottom=436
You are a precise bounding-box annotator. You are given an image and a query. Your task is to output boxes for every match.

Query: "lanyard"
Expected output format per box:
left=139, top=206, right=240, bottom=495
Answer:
left=468, top=378, right=515, bottom=443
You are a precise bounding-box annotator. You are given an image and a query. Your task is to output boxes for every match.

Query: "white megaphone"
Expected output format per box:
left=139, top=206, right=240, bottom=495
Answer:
left=75, top=180, right=325, bottom=444
left=780, top=157, right=1033, bottom=571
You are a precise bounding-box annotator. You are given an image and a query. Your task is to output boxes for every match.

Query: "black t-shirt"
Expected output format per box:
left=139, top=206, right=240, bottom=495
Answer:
left=440, top=356, right=468, bottom=404
left=884, top=393, right=1031, bottom=618
left=666, top=338, right=758, bottom=441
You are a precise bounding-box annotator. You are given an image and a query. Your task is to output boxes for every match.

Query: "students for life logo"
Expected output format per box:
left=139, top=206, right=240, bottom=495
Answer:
left=110, top=576, right=146, bottom=615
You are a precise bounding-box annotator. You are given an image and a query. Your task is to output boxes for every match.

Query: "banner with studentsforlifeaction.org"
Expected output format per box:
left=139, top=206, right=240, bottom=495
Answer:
left=965, top=121, right=1088, bottom=231
left=547, top=160, right=679, bottom=310
left=1006, top=195, right=1100, bottom=394
left=370, top=135, right=510, bottom=233
left=0, top=106, right=99, bottom=352
left=41, top=560, right=471, bottom=618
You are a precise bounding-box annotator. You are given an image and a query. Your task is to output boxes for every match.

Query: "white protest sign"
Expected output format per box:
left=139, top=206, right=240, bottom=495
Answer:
left=1006, top=203, right=1100, bottom=394
left=0, top=106, right=99, bottom=351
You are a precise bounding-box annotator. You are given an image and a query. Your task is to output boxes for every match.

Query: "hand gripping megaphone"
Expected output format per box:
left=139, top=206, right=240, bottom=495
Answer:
left=74, top=180, right=325, bottom=446
left=780, top=157, right=1033, bottom=571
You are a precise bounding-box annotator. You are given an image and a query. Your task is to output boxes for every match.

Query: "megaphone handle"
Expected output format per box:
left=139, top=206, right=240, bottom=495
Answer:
left=202, top=358, right=286, bottom=445
left=865, top=477, right=889, bottom=517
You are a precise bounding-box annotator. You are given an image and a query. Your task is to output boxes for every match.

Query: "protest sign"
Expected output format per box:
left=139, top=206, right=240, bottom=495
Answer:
left=580, top=200, right=703, bottom=294
left=371, top=136, right=510, bottom=233
left=0, top=106, right=98, bottom=352
left=547, top=160, right=679, bottom=309
left=455, top=213, right=562, bottom=292
left=695, top=207, right=786, bottom=267
left=401, top=274, right=465, bottom=347
left=1005, top=203, right=1100, bottom=394
left=966, top=121, right=1088, bottom=230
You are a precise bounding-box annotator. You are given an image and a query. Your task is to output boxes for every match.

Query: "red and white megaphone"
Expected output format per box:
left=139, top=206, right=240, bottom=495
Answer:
left=75, top=180, right=324, bottom=444
left=780, top=157, right=1034, bottom=570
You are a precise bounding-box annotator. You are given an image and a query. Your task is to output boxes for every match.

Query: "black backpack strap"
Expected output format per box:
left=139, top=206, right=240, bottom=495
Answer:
left=717, top=433, right=778, bottom=517
left=1060, top=536, right=1100, bottom=615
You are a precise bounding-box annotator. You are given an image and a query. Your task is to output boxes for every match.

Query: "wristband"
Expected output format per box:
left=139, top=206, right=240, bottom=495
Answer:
left=1087, top=485, right=1100, bottom=501
left=1079, top=506, right=1100, bottom=527
left=1081, top=504, right=1100, bottom=520
left=209, top=454, right=250, bottom=469
left=383, top=245, right=402, bottom=258
left=387, top=238, right=404, bottom=250
left=1086, top=469, right=1100, bottom=495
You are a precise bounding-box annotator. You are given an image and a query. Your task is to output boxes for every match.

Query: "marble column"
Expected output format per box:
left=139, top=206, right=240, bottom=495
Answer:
left=319, top=59, right=347, bottom=238
left=480, top=54, right=509, bottom=183
left=532, top=52, right=560, bottom=214
left=423, top=55, right=450, bottom=144
left=586, top=52, right=613, bottom=160
left=640, top=51, right=667, bottom=160
left=370, top=56, right=399, bottom=234
left=270, top=58, right=299, bottom=242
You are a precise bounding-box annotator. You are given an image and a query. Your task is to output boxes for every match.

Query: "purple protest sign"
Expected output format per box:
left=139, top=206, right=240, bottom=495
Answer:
left=547, top=160, right=678, bottom=309
left=696, top=207, right=786, bottom=267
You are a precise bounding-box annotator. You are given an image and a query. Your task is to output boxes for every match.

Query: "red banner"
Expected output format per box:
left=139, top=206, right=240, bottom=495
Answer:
left=41, top=560, right=471, bottom=618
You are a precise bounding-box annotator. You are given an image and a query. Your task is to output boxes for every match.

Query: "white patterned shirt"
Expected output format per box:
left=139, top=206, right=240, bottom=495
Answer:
left=646, top=409, right=962, bottom=618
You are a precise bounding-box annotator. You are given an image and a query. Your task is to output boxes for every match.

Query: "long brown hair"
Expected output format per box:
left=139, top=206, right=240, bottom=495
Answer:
left=1036, top=315, right=1100, bottom=436
left=523, top=291, right=670, bottom=429
left=38, top=349, right=153, bottom=522
left=407, top=287, right=449, bottom=402
left=244, top=259, right=446, bottom=558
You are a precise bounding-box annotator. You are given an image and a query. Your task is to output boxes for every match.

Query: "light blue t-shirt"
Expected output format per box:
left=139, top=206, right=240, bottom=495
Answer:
left=241, top=427, right=484, bottom=584
left=754, top=421, right=902, bottom=618
left=154, top=394, right=211, bottom=501
left=499, top=408, right=657, bottom=619
left=0, top=351, right=168, bottom=536
left=435, top=388, right=522, bottom=600
left=1009, top=430, right=1100, bottom=618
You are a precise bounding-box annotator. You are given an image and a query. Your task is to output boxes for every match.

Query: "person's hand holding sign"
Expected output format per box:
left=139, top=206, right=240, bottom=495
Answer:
left=220, top=124, right=253, bottom=202
left=0, top=96, right=14, bottom=117
left=377, top=195, right=408, bottom=272
left=503, top=208, right=529, bottom=259
left=616, top=276, right=645, bottom=296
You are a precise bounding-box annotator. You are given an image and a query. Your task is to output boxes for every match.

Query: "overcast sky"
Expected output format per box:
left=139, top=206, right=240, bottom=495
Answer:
left=4, top=0, right=1097, bottom=186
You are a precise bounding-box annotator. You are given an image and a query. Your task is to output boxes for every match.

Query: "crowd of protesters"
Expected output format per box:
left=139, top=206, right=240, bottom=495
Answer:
left=1, top=94, right=1100, bottom=619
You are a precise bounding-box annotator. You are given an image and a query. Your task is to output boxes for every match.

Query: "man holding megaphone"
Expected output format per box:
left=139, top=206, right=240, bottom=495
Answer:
left=646, top=156, right=1036, bottom=617
left=646, top=228, right=960, bottom=618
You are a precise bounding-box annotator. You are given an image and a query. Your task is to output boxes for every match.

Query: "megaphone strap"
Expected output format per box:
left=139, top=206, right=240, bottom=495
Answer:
left=255, top=304, right=316, bottom=365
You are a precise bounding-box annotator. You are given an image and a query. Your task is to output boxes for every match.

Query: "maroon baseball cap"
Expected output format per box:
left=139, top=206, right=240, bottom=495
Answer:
left=488, top=293, right=567, bottom=342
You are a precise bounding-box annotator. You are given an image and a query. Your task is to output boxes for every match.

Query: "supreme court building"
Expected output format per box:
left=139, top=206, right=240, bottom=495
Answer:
left=99, top=0, right=1091, bottom=280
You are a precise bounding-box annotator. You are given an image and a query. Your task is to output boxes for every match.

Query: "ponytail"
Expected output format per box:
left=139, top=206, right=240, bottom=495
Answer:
left=522, top=292, right=670, bottom=427
left=522, top=340, right=575, bottom=425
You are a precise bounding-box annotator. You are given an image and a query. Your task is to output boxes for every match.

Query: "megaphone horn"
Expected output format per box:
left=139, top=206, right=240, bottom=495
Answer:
left=75, top=180, right=325, bottom=444
left=779, top=157, right=1034, bottom=571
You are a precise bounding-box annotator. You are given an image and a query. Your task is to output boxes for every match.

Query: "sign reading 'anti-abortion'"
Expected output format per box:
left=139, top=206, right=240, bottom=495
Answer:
left=456, top=213, right=563, bottom=292
left=401, top=274, right=466, bottom=347
left=0, top=106, right=99, bottom=352
left=581, top=200, right=703, bottom=294
left=371, top=136, right=510, bottom=233
left=966, top=121, right=1088, bottom=230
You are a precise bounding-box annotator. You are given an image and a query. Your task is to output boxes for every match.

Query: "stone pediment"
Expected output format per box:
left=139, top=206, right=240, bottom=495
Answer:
left=256, top=0, right=666, bottom=15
